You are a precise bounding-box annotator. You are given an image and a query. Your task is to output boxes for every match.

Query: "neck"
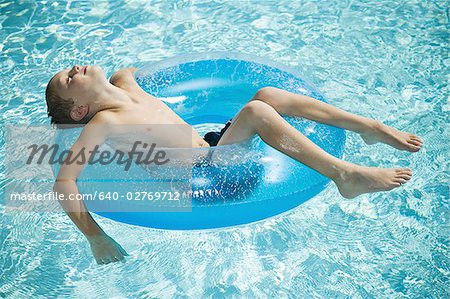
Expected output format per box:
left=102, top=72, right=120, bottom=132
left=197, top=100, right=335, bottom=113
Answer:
left=89, top=83, right=131, bottom=114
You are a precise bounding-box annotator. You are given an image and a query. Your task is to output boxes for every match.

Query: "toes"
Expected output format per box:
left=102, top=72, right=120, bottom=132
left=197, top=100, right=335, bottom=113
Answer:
left=407, top=139, right=422, bottom=146
left=394, top=178, right=407, bottom=185
left=407, top=144, right=421, bottom=152
left=409, top=134, right=422, bottom=142
left=398, top=170, right=412, bottom=176
left=396, top=169, right=411, bottom=176
left=399, top=139, right=421, bottom=151
left=393, top=168, right=412, bottom=186
left=410, top=136, right=422, bottom=143
left=396, top=173, right=411, bottom=180
left=393, top=178, right=403, bottom=183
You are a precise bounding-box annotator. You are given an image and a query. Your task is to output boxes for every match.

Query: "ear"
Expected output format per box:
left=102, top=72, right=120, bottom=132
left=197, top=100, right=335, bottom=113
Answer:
left=69, top=104, right=89, bottom=121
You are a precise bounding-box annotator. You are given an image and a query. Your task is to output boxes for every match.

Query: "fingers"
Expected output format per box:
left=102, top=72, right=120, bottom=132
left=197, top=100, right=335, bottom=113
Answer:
left=118, top=245, right=129, bottom=256
left=95, top=251, right=128, bottom=265
left=91, top=236, right=130, bottom=265
left=96, top=257, right=112, bottom=265
left=111, top=255, right=124, bottom=262
left=96, top=256, right=121, bottom=265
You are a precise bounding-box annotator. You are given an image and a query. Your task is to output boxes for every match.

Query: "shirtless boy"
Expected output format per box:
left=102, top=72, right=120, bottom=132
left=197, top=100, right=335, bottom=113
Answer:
left=45, top=65, right=423, bottom=264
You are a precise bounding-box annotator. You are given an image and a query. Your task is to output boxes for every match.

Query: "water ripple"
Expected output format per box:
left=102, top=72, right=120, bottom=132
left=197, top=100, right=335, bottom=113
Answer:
left=0, top=0, right=448, bottom=298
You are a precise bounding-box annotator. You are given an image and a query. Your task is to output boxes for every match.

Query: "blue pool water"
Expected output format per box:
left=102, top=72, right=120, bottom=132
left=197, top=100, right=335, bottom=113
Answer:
left=0, top=0, right=448, bottom=298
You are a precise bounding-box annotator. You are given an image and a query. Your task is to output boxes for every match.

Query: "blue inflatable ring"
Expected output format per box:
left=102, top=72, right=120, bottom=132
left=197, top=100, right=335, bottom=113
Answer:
left=52, top=52, right=346, bottom=230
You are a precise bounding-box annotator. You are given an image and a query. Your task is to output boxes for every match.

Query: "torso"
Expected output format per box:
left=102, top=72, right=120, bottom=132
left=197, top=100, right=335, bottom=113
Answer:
left=103, top=71, right=210, bottom=150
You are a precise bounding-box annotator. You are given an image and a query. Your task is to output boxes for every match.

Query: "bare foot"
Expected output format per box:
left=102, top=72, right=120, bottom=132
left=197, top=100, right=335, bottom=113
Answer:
left=360, top=121, right=423, bottom=152
left=334, top=164, right=412, bottom=199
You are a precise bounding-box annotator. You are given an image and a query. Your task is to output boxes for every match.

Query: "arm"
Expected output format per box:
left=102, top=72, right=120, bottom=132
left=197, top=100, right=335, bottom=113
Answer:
left=54, top=115, right=128, bottom=264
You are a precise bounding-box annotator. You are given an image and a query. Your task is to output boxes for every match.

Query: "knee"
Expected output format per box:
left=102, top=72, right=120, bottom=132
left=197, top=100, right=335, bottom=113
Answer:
left=252, top=86, right=279, bottom=102
left=252, top=86, right=285, bottom=111
left=242, top=100, right=268, bottom=115
left=240, top=100, right=273, bottom=124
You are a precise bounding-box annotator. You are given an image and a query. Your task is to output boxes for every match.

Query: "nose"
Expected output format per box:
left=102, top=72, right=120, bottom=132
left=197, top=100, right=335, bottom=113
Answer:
left=68, top=65, right=81, bottom=77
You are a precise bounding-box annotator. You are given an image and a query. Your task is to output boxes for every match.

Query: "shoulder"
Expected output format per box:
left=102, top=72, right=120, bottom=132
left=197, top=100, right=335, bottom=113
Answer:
left=109, top=67, right=137, bottom=86
left=77, top=110, right=116, bottom=143
left=109, top=67, right=144, bottom=93
left=90, top=109, right=117, bottom=125
left=110, top=67, right=138, bottom=80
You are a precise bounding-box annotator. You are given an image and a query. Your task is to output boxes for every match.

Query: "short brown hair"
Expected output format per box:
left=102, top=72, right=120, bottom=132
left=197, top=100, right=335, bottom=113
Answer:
left=45, top=76, right=89, bottom=128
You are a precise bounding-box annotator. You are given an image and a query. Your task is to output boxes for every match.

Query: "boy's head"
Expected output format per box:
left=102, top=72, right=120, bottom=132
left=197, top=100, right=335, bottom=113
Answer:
left=45, top=65, right=108, bottom=127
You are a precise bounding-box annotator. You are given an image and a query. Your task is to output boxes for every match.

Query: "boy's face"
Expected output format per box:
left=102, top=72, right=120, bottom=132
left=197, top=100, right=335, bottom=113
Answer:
left=49, top=65, right=108, bottom=105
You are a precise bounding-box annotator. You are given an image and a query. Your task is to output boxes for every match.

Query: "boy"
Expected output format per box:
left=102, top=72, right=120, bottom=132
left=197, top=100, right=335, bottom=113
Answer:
left=46, top=65, right=422, bottom=264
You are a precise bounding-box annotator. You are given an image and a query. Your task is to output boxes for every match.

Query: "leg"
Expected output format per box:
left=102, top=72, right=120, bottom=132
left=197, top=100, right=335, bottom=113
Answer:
left=250, top=87, right=423, bottom=152
left=217, top=100, right=412, bottom=198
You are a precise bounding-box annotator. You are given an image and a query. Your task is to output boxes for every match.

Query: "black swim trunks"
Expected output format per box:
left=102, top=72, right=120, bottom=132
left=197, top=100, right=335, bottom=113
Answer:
left=203, top=119, right=233, bottom=146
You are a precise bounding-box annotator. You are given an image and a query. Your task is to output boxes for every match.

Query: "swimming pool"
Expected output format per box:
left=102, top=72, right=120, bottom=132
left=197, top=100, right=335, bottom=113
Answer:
left=0, top=0, right=448, bottom=297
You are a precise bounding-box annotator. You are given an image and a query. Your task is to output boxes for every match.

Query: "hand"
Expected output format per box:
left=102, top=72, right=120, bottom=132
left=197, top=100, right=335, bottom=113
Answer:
left=87, top=233, right=129, bottom=264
